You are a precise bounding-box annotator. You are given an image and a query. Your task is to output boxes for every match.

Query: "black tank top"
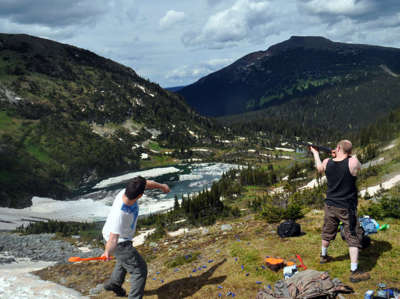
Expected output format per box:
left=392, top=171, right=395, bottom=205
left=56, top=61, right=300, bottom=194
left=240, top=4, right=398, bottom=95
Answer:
left=325, top=157, right=358, bottom=209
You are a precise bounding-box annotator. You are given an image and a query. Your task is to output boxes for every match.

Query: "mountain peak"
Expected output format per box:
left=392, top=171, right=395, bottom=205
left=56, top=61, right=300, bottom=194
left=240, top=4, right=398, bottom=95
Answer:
left=267, top=36, right=335, bottom=54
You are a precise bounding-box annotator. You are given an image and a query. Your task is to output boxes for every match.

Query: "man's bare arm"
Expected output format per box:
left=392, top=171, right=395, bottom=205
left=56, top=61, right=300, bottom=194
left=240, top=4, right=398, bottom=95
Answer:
left=145, top=180, right=170, bottom=193
left=102, top=232, right=119, bottom=260
left=310, top=147, right=328, bottom=173
left=349, top=156, right=361, bottom=176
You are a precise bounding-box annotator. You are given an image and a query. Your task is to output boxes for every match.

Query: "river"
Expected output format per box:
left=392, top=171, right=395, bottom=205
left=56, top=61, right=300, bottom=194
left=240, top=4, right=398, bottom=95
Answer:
left=0, top=163, right=238, bottom=231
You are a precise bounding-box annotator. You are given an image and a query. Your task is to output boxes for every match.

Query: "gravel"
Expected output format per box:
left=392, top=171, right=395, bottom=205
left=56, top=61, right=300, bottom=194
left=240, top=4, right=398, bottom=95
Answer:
left=0, top=233, right=103, bottom=264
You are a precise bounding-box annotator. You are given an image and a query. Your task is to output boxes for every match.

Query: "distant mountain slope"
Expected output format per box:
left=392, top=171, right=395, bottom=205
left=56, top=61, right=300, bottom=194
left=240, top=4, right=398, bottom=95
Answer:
left=165, top=86, right=186, bottom=92
left=0, top=33, right=217, bottom=208
left=178, top=36, right=400, bottom=126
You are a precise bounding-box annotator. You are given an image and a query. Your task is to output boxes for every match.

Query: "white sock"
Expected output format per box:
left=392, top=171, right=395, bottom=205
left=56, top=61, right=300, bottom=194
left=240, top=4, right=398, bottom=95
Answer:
left=321, top=246, right=328, bottom=256
left=351, top=263, right=358, bottom=272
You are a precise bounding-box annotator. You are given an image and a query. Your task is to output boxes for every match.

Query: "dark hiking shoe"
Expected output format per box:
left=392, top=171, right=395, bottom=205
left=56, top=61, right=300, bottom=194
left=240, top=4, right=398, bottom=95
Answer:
left=104, top=281, right=127, bottom=297
left=320, top=255, right=333, bottom=264
left=350, top=269, right=370, bottom=283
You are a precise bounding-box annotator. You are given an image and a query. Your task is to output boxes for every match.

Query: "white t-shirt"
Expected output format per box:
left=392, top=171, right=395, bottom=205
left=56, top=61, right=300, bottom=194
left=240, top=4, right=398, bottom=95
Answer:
left=102, top=189, right=139, bottom=243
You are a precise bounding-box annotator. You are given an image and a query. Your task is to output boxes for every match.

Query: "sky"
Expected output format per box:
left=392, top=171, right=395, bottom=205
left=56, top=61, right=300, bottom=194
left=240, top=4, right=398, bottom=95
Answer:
left=1, top=0, right=400, bottom=87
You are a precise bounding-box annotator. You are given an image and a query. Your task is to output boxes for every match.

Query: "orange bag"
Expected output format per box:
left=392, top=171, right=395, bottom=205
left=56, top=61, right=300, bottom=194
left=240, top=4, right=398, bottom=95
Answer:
left=264, top=257, right=285, bottom=271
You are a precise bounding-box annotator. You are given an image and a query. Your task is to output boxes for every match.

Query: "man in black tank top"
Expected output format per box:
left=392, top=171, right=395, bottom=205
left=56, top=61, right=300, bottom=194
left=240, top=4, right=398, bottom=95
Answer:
left=311, top=140, right=370, bottom=283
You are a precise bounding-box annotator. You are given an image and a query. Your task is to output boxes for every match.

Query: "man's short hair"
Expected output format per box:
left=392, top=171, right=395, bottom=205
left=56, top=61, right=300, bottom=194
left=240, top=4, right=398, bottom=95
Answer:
left=338, top=140, right=352, bottom=155
left=125, top=176, right=146, bottom=200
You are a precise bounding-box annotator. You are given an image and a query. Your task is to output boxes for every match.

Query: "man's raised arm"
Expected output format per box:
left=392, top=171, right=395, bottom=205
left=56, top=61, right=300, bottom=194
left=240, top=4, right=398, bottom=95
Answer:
left=145, top=180, right=170, bottom=193
left=310, top=146, right=328, bottom=174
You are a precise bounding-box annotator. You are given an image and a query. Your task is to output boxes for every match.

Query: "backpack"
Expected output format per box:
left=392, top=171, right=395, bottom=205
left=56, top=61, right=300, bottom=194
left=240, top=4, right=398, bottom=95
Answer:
left=256, top=269, right=354, bottom=299
left=277, top=220, right=301, bottom=238
left=265, top=257, right=285, bottom=272
left=359, top=217, right=378, bottom=235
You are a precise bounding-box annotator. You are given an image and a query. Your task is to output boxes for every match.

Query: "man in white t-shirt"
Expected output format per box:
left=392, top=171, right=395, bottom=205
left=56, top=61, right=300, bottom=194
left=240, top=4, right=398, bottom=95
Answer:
left=102, top=176, right=170, bottom=298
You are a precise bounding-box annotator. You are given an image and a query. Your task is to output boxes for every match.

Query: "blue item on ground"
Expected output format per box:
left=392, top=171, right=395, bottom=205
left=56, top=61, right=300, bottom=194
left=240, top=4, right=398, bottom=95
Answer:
left=359, top=216, right=378, bottom=235
left=364, top=290, right=374, bottom=299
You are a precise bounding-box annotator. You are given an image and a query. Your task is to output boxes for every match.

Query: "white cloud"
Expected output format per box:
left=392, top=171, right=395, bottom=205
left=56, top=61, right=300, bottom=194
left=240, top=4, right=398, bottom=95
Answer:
left=0, top=0, right=107, bottom=27
left=182, top=0, right=273, bottom=49
left=166, top=57, right=235, bottom=83
left=159, top=10, right=186, bottom=29
left=298, top=0, right=400, bottom=23
left=1, top=0, right=400, bottom=87
left=300, top=0, right=372, bottom=16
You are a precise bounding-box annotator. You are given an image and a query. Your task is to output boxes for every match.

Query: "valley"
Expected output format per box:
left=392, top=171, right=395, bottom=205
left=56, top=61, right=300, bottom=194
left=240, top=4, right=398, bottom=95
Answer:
left=1, top=33, right=400, bottom=298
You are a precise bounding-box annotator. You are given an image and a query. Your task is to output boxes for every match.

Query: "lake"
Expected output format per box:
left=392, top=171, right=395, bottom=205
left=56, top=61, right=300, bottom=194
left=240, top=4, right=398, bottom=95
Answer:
left=0, top=163, right=238, bottom=230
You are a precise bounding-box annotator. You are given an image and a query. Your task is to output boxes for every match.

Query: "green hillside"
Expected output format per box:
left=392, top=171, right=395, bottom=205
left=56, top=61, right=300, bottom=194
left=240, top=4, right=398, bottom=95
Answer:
left=0, top=33, right=219, bottom=208
left=179, top=36, right=400, bottom=138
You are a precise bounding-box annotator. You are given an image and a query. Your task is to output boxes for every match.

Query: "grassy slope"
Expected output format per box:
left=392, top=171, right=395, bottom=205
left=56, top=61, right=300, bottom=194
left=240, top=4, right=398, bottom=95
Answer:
left=34, top=141, right=400, bottom=297
left=35, top=211, right=400, bottom=298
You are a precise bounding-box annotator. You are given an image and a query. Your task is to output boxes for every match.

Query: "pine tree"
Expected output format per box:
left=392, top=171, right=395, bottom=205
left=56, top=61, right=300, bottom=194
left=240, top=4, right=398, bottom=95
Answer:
left=174, top=194, right=180, bottom=211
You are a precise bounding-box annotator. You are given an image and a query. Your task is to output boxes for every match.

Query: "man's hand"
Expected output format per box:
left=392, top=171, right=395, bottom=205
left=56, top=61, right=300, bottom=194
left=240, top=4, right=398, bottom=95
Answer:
left=161, top=183, right=170, bottom=193
left=103, top=232, right=118, bottom=260
left=310, top=146, right=319, bottom=154
left=101, top=251, right=112, bottom=261
left=146, top=180, right=170, bottom=193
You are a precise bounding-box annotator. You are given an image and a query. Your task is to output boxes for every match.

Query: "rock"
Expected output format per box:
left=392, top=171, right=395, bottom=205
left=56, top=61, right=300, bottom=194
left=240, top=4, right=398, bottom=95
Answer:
left=201, top=228, right=209, bottom=235
left=89, top=284, right=104, bottom=295
left=0, top=232, right=103, bottom=263
left=0, top=257, right=16, bottom=264
left=221, top=224, right=232, bottom=231
left=149, top=242, right=158, bottom=247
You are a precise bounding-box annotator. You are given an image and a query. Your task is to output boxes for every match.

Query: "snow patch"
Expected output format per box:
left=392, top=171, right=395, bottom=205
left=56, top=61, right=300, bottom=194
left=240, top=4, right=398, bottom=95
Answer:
left=275, top=147, right=295, bottom=152
left=132, top=229, right=155, bottom=247
left=168, top=228, right=190, bottom=237
left=134, top=84, right=155, bottom=97
left=383, top=143, right=396, bottom=151
left=192, top=148, right=210, bottom=152
left=179, top=174, right=203, bottom=181
left=360, top=174, right=400, bottom=197
left=300, top=176, right=327, bottom=190
left=94, top=167, right=180, bottom=189
left=0, top=257, right=87, bottom=298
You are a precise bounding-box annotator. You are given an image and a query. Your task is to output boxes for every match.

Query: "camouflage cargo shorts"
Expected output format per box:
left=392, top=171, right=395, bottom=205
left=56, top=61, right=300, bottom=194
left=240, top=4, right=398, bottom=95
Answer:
left=321, top=204, right=363, bottom=248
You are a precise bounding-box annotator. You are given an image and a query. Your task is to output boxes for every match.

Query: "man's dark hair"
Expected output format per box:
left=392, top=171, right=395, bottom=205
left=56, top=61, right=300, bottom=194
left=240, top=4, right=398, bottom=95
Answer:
left=125, top=176, right=146, bottom=200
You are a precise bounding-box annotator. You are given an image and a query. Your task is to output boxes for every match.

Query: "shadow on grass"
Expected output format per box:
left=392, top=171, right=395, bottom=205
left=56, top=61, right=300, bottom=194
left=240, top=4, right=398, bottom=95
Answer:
left=144, top=258, right=227, bottom=299
left=332, top=239, right=392, bottom=271
left=360, top=239, right=392, bottom=272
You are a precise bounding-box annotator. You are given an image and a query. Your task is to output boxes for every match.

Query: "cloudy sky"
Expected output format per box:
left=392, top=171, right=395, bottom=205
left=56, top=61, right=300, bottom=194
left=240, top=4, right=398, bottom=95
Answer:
left=1, top=0, right=400, bottom=87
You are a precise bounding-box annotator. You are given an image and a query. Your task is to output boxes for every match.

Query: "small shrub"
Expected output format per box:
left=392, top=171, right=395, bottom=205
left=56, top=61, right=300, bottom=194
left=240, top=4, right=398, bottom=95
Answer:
left=146, top=224, right=166, bottom=241
left=360, top=196, right=400, bottom=219
left=283, top=202, right=305, bottom=220
left=260, top=204, right=284, bottom=223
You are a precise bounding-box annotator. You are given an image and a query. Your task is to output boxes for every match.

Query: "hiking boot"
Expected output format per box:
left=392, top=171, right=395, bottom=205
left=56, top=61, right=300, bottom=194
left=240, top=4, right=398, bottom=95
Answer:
left=319, top=255, right=333, bottom=264
left=350, top=269, right=370, bottom=283
left=104, top=281, right=127, bottom=297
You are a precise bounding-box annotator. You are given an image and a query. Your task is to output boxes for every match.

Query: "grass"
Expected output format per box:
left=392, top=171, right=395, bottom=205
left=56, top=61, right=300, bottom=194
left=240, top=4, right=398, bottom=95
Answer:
left=24, top=144, right=52, bottom=164
left=165, top=252, right=201, bottom=268
left=148, top=141, right=162, bottom=152
left=34, top=211, right=400, bottom=298
left=140, top=155, right=178, bottom=169
left=0, top=111, right=20, bottom=133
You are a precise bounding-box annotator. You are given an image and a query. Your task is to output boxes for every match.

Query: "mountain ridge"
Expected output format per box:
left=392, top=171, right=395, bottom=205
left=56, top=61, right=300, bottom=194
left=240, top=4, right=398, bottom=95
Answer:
left=178, top=36, right=400, bottom=123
